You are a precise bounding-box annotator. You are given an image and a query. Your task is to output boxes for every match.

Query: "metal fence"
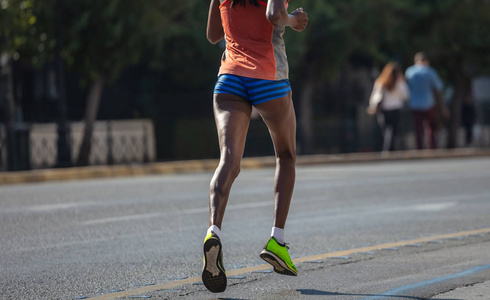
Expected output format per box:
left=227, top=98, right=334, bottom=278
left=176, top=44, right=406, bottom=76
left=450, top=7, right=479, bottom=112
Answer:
left=0, top=119, right=156, bottom=171
left=0, top=124, right=6, bottom=171
left=1, top=118, right=490, bottom=172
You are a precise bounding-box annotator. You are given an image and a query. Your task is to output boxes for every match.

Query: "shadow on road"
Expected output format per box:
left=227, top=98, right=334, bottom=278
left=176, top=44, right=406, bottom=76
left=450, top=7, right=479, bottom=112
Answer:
left=212, top=298, right=251, bottom=300
left=297, top=289, right=462, bottom=300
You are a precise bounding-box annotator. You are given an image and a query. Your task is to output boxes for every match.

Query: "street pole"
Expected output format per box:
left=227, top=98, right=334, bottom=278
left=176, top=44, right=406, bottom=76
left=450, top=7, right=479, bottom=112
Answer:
left=55, top=0, right=72, bottom=168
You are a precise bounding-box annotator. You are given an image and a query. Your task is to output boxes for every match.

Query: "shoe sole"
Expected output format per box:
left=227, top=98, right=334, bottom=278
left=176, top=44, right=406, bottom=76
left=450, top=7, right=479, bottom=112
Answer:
left=260, top=249, right=297, bottom=276
left=202, top=237, right=227, bottom=293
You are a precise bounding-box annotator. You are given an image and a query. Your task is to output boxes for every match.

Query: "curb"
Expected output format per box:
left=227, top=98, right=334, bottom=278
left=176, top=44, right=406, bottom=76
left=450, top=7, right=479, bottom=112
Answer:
left=1, top=148, right=489, bottom=186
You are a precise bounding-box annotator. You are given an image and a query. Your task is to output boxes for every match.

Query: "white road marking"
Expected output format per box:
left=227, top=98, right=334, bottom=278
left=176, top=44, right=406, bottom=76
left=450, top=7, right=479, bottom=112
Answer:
left=411, top=202, right=457, bottom=211
left=82, top=212, right=163, bottom=225
left=81, top=201, right=272, bottom=225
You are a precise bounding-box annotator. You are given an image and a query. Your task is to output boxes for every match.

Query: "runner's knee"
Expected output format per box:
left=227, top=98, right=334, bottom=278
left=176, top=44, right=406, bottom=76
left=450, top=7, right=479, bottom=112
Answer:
left=276, top=148, right=296, bottom=164
left=221, top=151, right=242, bottom=178
left=210, top=155, right=241, bottom=198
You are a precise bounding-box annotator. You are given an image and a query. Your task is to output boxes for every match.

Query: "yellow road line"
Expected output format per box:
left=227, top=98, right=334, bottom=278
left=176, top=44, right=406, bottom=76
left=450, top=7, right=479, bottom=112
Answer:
left=89, top=228, right=490, bottom=299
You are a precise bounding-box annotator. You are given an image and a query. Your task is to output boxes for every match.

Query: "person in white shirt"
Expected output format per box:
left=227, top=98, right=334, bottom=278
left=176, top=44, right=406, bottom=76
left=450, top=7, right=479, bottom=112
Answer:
left=368, top=62, right=410, bottom=151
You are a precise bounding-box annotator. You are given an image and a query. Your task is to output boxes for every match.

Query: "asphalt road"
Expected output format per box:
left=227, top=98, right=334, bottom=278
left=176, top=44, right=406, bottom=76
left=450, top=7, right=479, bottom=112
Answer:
left=1, top=157, right=489, bottom=299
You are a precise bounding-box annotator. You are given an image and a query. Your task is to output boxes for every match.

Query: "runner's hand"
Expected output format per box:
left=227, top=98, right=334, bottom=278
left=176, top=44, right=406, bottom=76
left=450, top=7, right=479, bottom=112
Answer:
left=290, top=8, right=308, bottom=32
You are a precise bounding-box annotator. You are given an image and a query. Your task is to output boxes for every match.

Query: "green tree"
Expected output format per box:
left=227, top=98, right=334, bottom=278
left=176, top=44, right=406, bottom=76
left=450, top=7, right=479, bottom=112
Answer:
left=2, top=0, right=214, bottom=165
left=60, top=0, right=153, bottom=165
left=0, top=0, right=55, bottom=170
left=64, top=0, right=216, bottom=165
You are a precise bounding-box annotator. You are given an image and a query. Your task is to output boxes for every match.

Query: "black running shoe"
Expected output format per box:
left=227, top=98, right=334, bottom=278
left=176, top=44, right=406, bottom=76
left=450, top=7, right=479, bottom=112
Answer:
left=202, top=232, right=227, bottom=293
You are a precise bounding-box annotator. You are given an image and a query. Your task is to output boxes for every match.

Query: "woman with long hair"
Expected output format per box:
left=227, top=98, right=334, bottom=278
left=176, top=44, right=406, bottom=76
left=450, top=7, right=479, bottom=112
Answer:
left=368, top=62, right=410, bottom=151
left=203, top=0, right=308, bottom=293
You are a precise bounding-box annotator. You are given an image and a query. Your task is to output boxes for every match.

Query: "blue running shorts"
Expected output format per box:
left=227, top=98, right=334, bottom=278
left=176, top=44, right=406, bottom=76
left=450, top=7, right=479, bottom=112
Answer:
left=214, top=74, right=291, bottom=106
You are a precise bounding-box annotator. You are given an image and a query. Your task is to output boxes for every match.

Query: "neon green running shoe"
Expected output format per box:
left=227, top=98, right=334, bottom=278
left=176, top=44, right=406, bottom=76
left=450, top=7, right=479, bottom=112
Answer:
left=202, top=232, right=227, bottom=293
left=260, top=237, right=298, bottom=276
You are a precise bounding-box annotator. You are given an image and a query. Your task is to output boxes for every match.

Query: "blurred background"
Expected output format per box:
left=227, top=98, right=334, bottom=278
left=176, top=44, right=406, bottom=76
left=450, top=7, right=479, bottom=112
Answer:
left=1, top=0, right=490, bottom=171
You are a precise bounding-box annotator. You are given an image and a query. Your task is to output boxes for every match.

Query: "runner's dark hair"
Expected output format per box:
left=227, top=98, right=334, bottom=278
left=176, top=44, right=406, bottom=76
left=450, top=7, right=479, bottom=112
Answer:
left=232, top=0, right=260, bottom=7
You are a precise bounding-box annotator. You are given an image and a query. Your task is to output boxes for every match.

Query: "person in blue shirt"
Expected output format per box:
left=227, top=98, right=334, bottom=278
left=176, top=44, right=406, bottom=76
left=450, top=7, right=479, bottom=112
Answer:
left=405, top=52, right=444, bottom=149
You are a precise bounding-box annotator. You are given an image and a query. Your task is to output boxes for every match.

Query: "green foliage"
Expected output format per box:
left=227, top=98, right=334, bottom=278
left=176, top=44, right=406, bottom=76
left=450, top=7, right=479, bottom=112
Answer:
left=3, top=0, right=490, bottom=110
left=288, top=0, right=410, bottom=78
left=1, top=0, right=214, bottom=86
left=3, top=0, right=490, bottom=86
left=412, top=0, right=490, bottom=74
left=287, top=0, right=490, bottom=83
left=0, top=0, right=55, bottom=66
left=146, top=0, right=221, bottom=88
left=61, top=0, right=151, bottom=83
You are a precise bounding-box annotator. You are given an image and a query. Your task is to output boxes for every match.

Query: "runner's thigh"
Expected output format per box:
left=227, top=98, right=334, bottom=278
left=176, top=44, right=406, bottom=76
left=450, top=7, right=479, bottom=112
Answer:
left=254, top=93, right=296, bottom=155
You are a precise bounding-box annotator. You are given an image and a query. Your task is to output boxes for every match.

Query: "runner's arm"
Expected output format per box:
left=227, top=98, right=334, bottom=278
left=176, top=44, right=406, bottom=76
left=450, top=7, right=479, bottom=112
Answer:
left=207, top=0, right=224, bottom=44
left=266, top=0, right=308, bottom=32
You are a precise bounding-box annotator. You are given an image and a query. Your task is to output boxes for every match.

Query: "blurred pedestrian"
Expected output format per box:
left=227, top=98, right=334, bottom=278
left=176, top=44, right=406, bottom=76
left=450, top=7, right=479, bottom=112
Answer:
left=367, top=62, right=410, bottom=152
left=405, top=52, right=444, bottom=149
left=203, top=0, right=308, bottom=293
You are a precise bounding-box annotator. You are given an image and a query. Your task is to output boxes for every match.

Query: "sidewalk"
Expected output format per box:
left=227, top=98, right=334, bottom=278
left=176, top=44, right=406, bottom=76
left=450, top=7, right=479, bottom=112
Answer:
left=1, top=148, right=490, bottom=185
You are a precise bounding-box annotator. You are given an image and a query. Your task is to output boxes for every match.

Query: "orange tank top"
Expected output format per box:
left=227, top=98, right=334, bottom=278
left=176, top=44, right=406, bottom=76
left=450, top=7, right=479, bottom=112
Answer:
left=218, top=0, right=290, bottom=80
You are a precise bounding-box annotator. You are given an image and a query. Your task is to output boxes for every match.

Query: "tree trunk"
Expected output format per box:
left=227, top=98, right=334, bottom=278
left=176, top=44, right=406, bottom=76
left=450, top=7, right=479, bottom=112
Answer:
left=76, top=74, right=105, bottom=166
left=298, top=78, right=315, bottom=154
left=55, top=0, right=72, bottom=168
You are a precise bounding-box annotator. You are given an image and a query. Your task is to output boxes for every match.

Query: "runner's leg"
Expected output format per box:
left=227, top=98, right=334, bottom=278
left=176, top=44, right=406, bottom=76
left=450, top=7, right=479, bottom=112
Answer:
left=209, top=93, right=252, bottom=229
left=254, top=92, right=296, bottom=229
left=256, top=92, right=298, bottom=276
